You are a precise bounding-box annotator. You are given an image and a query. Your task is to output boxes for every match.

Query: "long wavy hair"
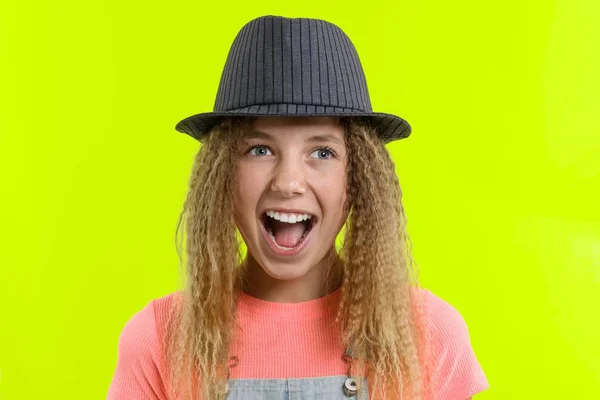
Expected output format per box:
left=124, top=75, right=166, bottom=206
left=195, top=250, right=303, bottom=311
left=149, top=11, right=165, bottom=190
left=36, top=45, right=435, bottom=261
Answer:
left=164, top=117, right=429, bottom=400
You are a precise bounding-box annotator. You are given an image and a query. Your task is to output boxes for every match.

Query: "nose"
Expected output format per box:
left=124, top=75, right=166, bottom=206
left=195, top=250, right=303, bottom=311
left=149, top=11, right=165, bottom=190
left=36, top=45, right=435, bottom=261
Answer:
left=270, top=158, right=307, bottom=197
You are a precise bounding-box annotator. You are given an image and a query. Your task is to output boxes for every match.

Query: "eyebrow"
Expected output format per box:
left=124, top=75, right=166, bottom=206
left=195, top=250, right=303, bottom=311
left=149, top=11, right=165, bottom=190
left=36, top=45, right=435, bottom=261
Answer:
left=244, top=130, right=273, bottom=140
left=244, top=130, right=344, bottom=145
left=306, top=134, right=344, bottom=146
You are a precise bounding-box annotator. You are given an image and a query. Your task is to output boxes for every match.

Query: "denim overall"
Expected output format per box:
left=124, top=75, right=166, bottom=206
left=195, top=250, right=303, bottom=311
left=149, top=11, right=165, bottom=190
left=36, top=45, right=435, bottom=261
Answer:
left=226, top=375, right=369, bottom=399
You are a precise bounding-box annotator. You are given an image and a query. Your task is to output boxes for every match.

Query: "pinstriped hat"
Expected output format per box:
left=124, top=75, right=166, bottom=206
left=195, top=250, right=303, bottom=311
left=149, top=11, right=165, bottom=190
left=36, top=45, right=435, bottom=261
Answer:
left=175, top=15, right=411, bottom=143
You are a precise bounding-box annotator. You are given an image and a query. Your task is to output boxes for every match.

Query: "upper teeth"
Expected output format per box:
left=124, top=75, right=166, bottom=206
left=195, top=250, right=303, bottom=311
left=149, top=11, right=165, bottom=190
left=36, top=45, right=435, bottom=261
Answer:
left=266, top=211, right=312, bottom=223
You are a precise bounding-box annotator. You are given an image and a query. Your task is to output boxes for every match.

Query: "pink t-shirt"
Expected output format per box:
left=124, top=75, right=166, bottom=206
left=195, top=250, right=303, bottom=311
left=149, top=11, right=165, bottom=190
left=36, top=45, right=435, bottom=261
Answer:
left=107, top=288, right=489, bottom=399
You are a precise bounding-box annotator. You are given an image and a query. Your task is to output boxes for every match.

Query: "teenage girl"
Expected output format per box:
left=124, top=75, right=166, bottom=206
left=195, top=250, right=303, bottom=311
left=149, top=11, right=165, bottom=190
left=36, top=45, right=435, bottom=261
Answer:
left=107, top=15, right=489, bottom=400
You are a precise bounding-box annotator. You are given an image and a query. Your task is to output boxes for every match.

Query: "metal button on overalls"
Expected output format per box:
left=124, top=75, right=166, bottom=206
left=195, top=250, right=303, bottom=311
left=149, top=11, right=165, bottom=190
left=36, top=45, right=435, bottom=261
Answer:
left=343, top=377, right=358, bottom=397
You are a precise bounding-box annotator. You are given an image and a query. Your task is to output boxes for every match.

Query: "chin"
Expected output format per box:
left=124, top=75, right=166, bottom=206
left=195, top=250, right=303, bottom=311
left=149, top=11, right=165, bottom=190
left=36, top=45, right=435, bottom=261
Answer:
left=258, top=257, right=315, bottom=281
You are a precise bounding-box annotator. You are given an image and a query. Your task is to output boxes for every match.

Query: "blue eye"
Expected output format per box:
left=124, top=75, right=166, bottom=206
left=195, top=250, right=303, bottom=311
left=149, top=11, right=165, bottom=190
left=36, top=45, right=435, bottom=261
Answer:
left=248, top=146, right=272, bottom=156
left=310, top=148, right=334, bottom=160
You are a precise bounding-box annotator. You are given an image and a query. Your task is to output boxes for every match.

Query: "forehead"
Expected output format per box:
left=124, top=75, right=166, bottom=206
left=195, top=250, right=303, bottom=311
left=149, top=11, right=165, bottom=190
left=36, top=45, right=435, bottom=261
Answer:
left=246, top=116, right=345, bottom=143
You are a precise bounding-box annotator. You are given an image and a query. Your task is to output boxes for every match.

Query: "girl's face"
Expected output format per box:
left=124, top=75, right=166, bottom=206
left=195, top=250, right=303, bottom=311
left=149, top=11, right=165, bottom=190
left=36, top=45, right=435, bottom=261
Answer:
left=234, top=116, right=348, bottom=283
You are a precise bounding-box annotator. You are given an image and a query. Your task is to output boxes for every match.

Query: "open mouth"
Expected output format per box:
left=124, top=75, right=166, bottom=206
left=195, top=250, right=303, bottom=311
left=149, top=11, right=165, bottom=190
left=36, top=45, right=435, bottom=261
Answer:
left=261, top=210, right=316, bottom=251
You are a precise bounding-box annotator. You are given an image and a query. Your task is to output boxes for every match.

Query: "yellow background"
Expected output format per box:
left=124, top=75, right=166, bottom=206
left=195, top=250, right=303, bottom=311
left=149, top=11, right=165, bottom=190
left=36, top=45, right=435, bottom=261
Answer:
left=1, top=1, right=598, bottom=399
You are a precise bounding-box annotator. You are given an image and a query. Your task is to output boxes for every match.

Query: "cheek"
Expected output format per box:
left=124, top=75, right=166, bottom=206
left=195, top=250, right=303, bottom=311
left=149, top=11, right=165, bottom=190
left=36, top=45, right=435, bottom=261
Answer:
left=234, top=169, right=253, bottom=216
left=234, top=165, right=266, bottom=216
left=313, top=169, right=348, bottom=219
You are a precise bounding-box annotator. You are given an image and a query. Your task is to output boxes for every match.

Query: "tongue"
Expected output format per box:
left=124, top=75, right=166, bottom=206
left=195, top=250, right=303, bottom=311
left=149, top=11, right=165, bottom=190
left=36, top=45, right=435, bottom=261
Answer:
left=270, top=220, right=307, bottom=248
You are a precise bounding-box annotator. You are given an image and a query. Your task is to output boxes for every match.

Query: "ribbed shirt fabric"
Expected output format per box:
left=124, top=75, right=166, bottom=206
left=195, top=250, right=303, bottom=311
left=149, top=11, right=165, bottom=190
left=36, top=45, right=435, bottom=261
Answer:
left=107, top=288, right=489, bottom=399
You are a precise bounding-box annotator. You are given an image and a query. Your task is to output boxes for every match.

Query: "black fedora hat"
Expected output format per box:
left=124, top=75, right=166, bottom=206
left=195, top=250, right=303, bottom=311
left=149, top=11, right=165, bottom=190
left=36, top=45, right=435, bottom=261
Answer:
left=175, top=15, right=411, bottom=143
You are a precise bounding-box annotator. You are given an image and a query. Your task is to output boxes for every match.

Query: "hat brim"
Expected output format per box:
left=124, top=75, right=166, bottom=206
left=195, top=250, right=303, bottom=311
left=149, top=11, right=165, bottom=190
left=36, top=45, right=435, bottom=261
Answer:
left=174, top=104, right=411, bottom=143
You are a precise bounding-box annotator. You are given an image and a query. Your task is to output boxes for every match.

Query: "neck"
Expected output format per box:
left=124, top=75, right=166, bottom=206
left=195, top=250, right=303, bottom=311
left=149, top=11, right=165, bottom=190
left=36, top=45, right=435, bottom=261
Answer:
left=241, top=250, right=343, bottom=303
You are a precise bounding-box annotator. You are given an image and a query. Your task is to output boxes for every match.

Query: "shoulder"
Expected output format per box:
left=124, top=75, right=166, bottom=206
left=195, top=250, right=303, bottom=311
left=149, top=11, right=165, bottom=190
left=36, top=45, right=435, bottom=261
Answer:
left=421, top=288, right=470, bottom=345
left=410, top=287, right=470, bottom=351
left=117, top=291, right=181, bottom=352
left=415, top=288, right=490, bottom=399
left=107, top=291, right=182, bottom=399
left=118, top=299, right=156, bottom=348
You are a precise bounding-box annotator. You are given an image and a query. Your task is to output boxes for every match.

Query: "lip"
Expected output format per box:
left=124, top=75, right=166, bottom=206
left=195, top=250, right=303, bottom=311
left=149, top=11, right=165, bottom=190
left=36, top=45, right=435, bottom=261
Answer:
left=258, top=209, right=318, bottom=257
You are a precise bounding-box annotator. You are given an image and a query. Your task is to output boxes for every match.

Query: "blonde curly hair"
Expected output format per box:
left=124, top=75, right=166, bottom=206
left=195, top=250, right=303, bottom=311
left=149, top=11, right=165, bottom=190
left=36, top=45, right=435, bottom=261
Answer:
left=164, top=116, right=428, bottom=400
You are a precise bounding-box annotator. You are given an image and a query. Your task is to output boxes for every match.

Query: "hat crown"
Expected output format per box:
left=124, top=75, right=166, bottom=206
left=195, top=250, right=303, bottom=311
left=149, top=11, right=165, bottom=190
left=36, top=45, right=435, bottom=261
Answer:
left=175, top=15, right=411, bottom=143
left=214, top=15, right=373, bottom=113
